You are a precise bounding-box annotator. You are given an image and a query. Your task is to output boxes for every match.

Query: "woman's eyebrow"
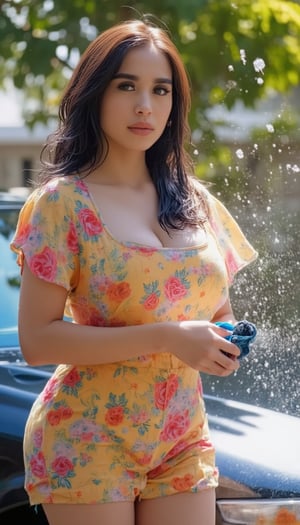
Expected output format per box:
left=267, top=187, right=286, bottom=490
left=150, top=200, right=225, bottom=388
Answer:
left=113, top=72, right=172, bottom=84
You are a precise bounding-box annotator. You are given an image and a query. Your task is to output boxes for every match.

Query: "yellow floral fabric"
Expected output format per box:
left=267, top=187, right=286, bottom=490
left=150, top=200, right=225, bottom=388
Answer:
left=11, top=176, right=257, bottom=504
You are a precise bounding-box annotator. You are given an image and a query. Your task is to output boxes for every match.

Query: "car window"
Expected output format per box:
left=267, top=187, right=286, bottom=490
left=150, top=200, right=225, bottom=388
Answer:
left=0, top=207, right=22, bottom=332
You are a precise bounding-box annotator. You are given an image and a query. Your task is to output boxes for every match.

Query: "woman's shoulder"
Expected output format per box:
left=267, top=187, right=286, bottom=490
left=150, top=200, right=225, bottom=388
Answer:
left=37, top=175, right=88, bottom=196
left=29, top=175, right=90, bottom=207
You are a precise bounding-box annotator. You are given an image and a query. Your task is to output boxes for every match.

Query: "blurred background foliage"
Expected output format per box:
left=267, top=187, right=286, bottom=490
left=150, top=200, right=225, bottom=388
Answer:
left=1, top=0, right=300, bottom=156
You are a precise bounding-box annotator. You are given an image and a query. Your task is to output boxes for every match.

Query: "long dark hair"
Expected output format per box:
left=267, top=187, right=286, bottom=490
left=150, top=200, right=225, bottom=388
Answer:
left=40, top=19, right=207, bottom=230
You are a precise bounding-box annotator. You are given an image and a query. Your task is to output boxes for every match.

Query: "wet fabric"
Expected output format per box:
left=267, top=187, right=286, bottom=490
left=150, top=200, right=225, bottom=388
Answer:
left=215, top=320, right=257, bottom=359
left=10, top=176, right=257, bottom=504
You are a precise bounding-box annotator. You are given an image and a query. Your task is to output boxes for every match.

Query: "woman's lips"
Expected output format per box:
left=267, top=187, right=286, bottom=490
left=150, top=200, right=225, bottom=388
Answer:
left=128, top=122, right=154, bottom=136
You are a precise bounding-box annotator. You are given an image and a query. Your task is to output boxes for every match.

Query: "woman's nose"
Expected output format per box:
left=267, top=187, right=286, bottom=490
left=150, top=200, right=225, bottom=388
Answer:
left=135, top=95, right=152, bottom=116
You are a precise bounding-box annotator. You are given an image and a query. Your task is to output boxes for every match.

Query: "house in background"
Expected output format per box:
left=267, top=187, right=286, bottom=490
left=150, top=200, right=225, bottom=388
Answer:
left=0, top=125, right=50, bottom=191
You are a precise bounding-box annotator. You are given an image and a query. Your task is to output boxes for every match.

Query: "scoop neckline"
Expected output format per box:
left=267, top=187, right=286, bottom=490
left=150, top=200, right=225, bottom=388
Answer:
left=79, top=178, right=209, bottom=252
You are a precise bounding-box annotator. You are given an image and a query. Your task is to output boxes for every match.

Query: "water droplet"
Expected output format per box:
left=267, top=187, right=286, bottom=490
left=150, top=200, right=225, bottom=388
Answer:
left=253, top=57, right=266, bottom=74
left=240, top=49, right=247, bottom=65
left=226, top=80, right=237, bottom=91
left=266, top=124, right=275, bottom=133
left=235, top=148, right=244, bottom=159
left=286, top=163, right=300, bottom=173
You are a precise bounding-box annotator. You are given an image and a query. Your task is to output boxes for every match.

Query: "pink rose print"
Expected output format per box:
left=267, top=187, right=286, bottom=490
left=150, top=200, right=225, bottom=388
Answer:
left=67, top=221, right=79, bottom=254
left=76, top=179, right=89, bottom=194
left=78, top=208, right=103, bottom=237
left=160, top=410, right=190, bottom=441
left=154, top=374, right=179, bottom=410
left=63, top=368, right=81, bottom=388
left=47, top=410, right=62, bottom=426
left=164, top=276, right=188, bottom=302
left=143, top=292, right=159, bottom=310
left=29, top=246, right=57, bottom=281
left=51, top=456, right=74, bottom=477
left=166, top=373, right=179, bottom=400
left=32, top=428, right=43, bottom=448
left=62, top=367, right=82, bottom=396
left=225, top=250, right=239, bottom=277
left=105, top=406, right=124, bottom=426
left=58, top=406, right=74, bottom=420
left=155, top=381, right=168, bottom=410
left=42, top=377, right=59, bottom=403
left=172, top=473, right=195, bottom=491
left=47, top=405, right=74, bottom=426
left=141, top=281, right=160, bottom=310
left=14, top=223, right=31, bottom=246
left=30, top=451, right=47, bottom=478
left=106, top=282, right=131, bottom=303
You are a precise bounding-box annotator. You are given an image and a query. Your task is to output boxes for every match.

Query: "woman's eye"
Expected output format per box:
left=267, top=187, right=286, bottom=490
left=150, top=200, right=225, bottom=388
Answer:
left=118, top=82, right=135, bottom=91
left=154, top=86, right=170, bottom=96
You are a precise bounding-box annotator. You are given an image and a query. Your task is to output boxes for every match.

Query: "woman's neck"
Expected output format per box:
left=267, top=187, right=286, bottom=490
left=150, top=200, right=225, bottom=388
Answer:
left=87, top=151, right=151, bottom=188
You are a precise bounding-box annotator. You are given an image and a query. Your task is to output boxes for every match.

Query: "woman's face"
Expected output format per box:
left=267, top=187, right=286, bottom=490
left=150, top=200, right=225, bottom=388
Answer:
left=100, top=44, right=173, bottom=156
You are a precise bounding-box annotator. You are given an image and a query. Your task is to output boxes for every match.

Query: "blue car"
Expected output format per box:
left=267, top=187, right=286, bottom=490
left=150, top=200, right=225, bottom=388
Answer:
left=1, top=192, right=300, bottom=525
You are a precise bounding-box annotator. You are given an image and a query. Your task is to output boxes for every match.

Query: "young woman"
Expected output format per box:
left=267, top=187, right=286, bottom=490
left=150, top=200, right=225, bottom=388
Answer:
left=11, top=19, right=257, bottom=525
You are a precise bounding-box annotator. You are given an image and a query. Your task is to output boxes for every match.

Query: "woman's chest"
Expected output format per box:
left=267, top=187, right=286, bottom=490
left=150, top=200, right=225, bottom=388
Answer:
left=73, top=232, right=229, bottom=324
left=86, top=181, right=206, bottom=249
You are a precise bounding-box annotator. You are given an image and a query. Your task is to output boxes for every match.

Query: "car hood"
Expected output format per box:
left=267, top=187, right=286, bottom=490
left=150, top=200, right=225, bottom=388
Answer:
left=0, top=330, right=53, bottom=393
left=205, top=394, right=300, bottom=497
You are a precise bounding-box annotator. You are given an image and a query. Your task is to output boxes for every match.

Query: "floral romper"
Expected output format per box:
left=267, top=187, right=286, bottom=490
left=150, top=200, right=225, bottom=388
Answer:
left=11, top=176, right=257, bottom=504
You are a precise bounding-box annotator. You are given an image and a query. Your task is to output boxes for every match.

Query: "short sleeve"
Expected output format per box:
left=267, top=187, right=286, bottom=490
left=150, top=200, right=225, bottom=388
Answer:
left=10, top=184, right=80, bottom=291
left=206, top=191, right=258, bottom=284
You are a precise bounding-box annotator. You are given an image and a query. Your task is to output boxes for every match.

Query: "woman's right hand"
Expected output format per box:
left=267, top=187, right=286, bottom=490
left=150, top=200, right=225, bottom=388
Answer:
left=167, top=320, right=241, bottom=376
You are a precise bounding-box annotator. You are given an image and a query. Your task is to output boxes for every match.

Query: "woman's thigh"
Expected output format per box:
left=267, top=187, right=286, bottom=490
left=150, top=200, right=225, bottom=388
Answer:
left=42, top=501, right=135, bottom=525
left=135, top=489, right=216, bottom=525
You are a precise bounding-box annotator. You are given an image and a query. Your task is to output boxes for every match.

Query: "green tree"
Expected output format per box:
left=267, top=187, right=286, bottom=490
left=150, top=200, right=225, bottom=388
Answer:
left=1, top=0, right=300, bottom=163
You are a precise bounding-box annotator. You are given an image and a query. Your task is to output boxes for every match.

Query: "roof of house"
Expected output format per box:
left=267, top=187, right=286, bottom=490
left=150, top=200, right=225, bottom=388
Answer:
left=0, top=124, right=53, bottom=145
